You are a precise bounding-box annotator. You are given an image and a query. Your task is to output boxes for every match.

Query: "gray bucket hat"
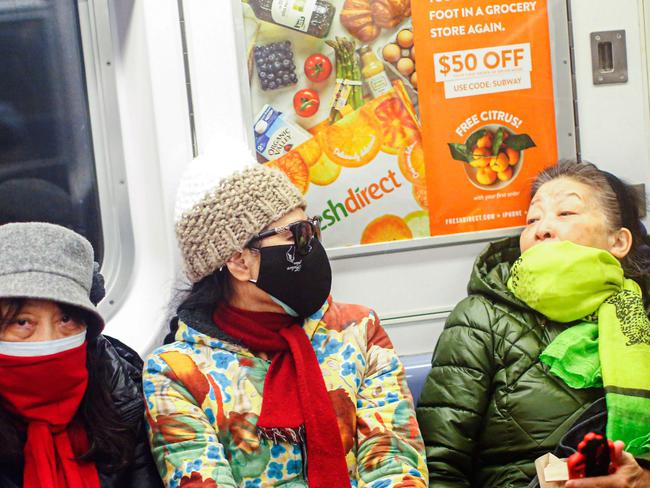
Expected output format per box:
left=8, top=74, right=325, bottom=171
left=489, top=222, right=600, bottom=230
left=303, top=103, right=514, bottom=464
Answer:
left=0, top=222, right=104, bottom=336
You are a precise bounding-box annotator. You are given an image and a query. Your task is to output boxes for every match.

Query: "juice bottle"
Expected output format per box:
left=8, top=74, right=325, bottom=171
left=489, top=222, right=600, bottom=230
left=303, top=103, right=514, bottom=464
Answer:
left=360, top=46, right=392, bottom=98
left=244, top=0, right=336, bottom=39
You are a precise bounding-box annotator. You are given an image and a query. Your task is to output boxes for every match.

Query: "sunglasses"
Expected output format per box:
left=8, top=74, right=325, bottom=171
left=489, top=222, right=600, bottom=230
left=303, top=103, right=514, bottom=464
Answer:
left=248, top=217, right=322, bottom=256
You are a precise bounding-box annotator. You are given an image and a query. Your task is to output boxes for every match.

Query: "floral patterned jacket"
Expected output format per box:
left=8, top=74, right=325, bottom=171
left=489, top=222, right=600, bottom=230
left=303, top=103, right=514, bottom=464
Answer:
left=143, top=299, right=428, bottom=487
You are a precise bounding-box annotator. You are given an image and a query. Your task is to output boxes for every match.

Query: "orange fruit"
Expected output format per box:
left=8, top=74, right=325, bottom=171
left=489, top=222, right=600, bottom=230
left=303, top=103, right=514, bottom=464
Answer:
left=266, top=152, right=310, bottom=194
left=471, top=159, right=489, bottom=168
left=361, top=215, right=413, bottom=245
left=295, top=138, right=322, bottom=167
left=476, top=132, right=494, bottom=149
left=412, top=183, right=428, bottom=210
left=371, top=96, right=420, bottom=155
left=320, top=110, right=382, bottom=168
left=398, top=139, right=426, bottom=185
left=489, top=152, right=509, bottom=173
left=476, top=167, right=497, bottom=186
left=472, top=147, right=491, bottom=156
left=404, top=210, right=430, bottom=238
left=308, top=120, right=329, bottom=137
left=498, top=167, right=513, bottom=181
left=470, top=147, right=491, bottom=168
left=309, top=154, right=341, bottom=186
left=506, top=147, right=520, bottom=166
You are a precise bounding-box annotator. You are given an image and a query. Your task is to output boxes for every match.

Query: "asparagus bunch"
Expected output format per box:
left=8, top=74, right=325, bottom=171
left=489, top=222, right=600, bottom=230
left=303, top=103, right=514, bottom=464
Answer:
left=326, top=37, right=363, bottom=123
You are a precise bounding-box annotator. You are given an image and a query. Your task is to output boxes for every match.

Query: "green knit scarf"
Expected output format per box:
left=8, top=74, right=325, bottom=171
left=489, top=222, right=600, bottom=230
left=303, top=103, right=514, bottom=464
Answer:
left=507, top=241, right=650, bottom=456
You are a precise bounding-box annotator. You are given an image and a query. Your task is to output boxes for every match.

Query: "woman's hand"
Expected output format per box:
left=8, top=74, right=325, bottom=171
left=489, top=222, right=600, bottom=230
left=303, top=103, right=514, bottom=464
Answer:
left=565, top=441, right=650, bottom=488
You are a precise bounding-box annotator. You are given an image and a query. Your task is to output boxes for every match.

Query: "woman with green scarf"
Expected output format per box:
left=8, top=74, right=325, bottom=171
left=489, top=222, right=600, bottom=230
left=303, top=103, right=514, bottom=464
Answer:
left=417, top=161, right=650, bottom=487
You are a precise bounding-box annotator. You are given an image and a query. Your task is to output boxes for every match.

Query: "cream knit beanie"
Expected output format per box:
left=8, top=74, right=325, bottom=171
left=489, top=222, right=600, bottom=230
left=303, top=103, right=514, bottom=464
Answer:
left=175, top=152, right=306, bottom=283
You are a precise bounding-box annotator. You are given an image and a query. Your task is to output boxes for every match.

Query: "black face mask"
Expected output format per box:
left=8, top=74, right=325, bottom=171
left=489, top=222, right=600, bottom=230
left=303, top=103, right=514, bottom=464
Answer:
left=253, top=239, right=332, bottom=318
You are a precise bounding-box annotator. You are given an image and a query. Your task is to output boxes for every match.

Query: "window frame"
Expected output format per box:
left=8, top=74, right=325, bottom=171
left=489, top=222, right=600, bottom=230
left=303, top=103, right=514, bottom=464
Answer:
left=76, top=0, right=135, bottom=321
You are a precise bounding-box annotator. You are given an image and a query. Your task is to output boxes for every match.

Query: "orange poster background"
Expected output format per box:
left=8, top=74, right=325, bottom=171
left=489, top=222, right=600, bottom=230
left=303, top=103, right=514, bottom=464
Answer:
left=412, top=0, right=558, bottom=235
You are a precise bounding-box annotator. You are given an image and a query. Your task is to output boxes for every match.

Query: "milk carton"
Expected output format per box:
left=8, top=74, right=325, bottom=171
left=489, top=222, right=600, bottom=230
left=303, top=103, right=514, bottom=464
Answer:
left=254, top=105, right=312, bottom=161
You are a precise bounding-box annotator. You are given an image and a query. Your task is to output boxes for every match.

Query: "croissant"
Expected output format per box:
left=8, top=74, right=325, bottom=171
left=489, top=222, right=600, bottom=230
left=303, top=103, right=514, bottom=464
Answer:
left=340, top=0, right=381, bottom=43
left=370, top=0, right=409, bottom=28
left=403, top=0, right=411, bottom=17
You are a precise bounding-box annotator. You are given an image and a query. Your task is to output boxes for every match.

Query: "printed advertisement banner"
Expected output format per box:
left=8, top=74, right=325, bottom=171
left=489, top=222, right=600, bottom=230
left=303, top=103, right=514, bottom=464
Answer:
left=238, top=0, right=557, bottom=248
left=412, top=0, right=557, bottom=235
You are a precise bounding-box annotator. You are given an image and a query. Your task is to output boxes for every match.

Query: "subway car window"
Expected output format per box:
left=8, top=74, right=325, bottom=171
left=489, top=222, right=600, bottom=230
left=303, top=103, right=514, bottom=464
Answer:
left=0, top=0, right=103, bottom=262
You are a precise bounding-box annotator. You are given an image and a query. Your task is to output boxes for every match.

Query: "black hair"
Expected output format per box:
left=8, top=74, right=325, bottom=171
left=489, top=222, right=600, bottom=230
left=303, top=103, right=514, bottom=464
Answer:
left=0, top=299, right=136, bottom=472
left=532, top=160, right=650, bottom=280
left=76, top=341, right=137, bottom=471
left=165, top=267, right=230, bottom=344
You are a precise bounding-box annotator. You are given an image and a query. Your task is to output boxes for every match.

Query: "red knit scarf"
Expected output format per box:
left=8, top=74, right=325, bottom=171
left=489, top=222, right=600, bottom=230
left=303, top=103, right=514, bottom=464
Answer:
left=213, top=303, right=351, bottom=488
left=0, top=343, right=101, bottom=488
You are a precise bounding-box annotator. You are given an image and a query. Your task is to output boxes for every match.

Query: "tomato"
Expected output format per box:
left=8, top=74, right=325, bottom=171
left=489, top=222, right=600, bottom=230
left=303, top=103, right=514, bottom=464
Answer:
left=293, top=89, right=320, bottom=118
left=304, top=54, right=332, bottom=83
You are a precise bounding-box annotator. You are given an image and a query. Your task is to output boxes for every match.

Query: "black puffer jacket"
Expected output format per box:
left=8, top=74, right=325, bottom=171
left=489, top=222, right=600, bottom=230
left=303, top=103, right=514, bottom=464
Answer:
left=416, top=238, right=603, bottom=487
left=0, top=335, right=163, bottom=488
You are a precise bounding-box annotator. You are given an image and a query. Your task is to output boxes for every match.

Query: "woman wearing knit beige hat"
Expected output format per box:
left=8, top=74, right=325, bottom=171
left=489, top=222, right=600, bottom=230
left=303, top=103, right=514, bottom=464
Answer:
left=143, top=153, right=428, bottom=488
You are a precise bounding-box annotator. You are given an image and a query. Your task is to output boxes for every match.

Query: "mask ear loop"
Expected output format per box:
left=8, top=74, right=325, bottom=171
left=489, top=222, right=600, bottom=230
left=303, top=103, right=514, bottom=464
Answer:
left=238, top=247, right=260, bottom=284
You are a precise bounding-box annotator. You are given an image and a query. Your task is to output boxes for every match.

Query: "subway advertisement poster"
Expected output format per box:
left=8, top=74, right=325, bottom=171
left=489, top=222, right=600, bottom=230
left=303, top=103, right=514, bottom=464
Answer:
left=239, top=0, right=556, bottom=247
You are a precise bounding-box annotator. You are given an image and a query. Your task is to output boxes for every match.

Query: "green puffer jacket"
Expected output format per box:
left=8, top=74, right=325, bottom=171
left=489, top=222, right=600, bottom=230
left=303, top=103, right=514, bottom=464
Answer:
left=416, top=237, right=604, bottom=487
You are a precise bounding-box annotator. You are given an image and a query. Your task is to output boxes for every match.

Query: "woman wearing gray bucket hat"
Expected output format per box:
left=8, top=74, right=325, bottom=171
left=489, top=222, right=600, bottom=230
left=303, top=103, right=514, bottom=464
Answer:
left=143, top=154, right=427, bottom=488
left=0, top=222, right=162, bottom=488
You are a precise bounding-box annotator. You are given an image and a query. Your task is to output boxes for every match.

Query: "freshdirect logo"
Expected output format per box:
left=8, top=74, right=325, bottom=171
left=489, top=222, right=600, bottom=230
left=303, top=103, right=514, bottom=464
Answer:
left=320, top=169, right=402, bottom=230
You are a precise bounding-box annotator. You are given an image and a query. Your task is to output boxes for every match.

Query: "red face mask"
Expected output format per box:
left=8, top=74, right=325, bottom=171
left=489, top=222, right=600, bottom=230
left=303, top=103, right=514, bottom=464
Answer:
left=0, top=343, right=101, bottom=488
